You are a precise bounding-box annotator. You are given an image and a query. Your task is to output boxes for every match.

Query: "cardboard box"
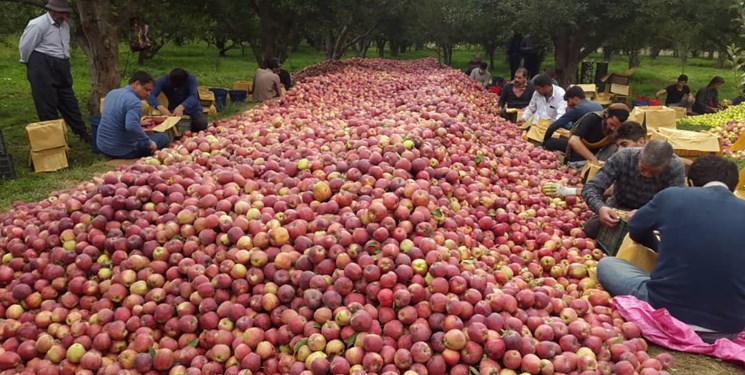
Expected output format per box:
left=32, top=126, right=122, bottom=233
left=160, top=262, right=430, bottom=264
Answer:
left=650, top=128, right=721, bottom=157
left=610, top=83, right=630, bottom=97
left=616, top=234, right=657, bottom=272
left=524, top=117, right=554, bottom=143
left=730, top=132, right=745, bottom=153
left=26, top=119, right=69, bottom=173
left=572, top=84, right=598, bottom=100
left=671, top=106, right=686, bottom=119
left=630, top=106, right=677, bottom=130
left=580, top=161, right=604, bottom=183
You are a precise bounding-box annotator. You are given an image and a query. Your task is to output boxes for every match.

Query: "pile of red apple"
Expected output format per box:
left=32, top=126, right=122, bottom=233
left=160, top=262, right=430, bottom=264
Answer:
left=0, top=58, right=676, bottom=375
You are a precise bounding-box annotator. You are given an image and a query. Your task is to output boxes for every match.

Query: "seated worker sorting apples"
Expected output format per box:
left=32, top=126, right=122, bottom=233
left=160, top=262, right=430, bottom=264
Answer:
left=543, top=121, right=648, bottom=198
left=598, top=156, right=745, bottom=343
left=580, top=140, right=685, bottom=239
left=517, top=73, right=567, bottom=127
left=96, top=71, right=170, bottom=159
left=561, top=103, right=630, bottom=170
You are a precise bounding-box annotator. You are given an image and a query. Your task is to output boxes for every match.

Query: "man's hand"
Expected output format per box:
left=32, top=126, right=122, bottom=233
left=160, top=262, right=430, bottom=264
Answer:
left=150, top=141, right=157, bottom=154
left=598, top=206, right=620, bottom=227
left=157, top=106, right=172, bottom=116
left=173, top=105, right=185, bottom=117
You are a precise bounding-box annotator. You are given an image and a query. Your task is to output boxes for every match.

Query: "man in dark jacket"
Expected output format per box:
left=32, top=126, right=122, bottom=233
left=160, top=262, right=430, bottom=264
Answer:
left=543, top=86, right=603, bottom=149
left=598, top=155, right=745, bottom=343
left=498, top=68, right=534, bottom=120
left=507, top=30, right=523, bottom=80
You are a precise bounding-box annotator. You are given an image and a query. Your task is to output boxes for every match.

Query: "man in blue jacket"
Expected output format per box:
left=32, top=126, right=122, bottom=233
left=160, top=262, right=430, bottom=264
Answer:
left=598, top=155, right=745, bottom=343
left=147, top=68, right=208, bottom=132
left=96, top=71, right=170, bottom=159
left=542, top=86, right=603, bottom=149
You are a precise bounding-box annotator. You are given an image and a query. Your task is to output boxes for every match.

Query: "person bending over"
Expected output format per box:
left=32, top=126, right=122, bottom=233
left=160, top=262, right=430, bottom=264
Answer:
left=597, top=155, right=745, bottom=343
left=580, top=140, right=685, bottom=238
left=542, top=86, right=603, bottom=149
left=693, top=76, right=724, bottom=114
left=147, top=68, right=208, bottom=132
left=96, top=71, right=170, bottom=159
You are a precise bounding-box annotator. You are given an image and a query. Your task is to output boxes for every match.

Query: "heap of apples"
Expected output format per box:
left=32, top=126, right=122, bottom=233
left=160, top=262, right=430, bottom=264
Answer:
left=708, top=120, right=745, bottom=159
left=0, top=58, right=675, bottom=375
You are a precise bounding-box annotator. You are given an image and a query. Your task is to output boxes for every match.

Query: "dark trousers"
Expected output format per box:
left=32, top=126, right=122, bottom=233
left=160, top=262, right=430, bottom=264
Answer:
left=509, top=55, right=522, bottom=79
left=26, top=51, right=88, bottom=138
left=523, top=54, right=540, bottom=80
left=189, top=111, right=208, bottom=132
left=101, top=132, right=170, bottom=160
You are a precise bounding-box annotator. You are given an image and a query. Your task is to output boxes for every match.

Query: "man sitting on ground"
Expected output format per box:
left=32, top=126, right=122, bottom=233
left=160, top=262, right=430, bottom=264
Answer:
left=518, top=74, right=566, bottom=126
left=147, top=68, right=208, bottom=132
left=97, top=71, right=170, bottom=159
left=542, top=86, right=603, bottom=149
left=693, top=76, right=725, bottom=114
left=470, top=62, right=491, bottom=87
left=499, top=68, right=534, bottom=120
left=544, top=121, right=647, bottom=197
left=655, top=74, right=694, bottom=110
left=581, top=140, right=685, bottom=238
left=563, top=103, right=630, bottom=168
left=253, top=57, right=283, bottom=103
left=597, top=155, right=745, bottom=343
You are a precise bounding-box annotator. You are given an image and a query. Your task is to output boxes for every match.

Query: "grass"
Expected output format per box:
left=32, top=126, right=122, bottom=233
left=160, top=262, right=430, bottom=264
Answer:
left=0, top=40, right=743, bottom=373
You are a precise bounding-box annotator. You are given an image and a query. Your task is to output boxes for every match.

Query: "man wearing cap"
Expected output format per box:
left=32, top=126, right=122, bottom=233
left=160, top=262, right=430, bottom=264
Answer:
left=542, top=86, right=603, bottom=149
left=563, top=103, right=631, bottom=167
left=581, top=140, right=686, bottom=238
left=253, top=57, right=283, bottom=103
left=655, top=75, right=694, bottom=110
left=19, top=0, right=91, bottom=143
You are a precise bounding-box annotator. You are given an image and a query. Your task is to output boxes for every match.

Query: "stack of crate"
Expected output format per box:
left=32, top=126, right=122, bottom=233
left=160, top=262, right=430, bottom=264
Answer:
left=0, top=130, right=15, bottom=179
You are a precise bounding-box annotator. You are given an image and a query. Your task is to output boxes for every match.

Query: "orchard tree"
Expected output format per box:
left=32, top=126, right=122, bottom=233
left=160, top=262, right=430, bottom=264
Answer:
left=500, top=0, right=645, bottom=85
left=413, top=0, right=468, bottom=65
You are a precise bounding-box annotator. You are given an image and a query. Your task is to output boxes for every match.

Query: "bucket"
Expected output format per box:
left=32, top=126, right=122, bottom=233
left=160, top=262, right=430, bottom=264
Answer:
left=632, top=99, right=649, bottom=108
left=90, top=115, right=101, bottom=154
left=209, top=88, right=228, bottom=111
left=229, top=90, right=248, bottom=103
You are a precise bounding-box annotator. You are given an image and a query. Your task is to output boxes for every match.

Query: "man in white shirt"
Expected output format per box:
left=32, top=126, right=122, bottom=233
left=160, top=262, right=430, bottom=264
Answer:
left=518, top=74, right=567, bottom=126
left=19, top=0, right=90, bottom=143
left=469, top=63, right=491, bottom=87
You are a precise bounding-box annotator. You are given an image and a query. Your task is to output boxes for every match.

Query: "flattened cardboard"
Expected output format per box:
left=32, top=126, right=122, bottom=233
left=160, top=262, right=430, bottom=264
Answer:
left=730, top=132, right=745, bottom=152
left=525, top=118, right=561, bottom=143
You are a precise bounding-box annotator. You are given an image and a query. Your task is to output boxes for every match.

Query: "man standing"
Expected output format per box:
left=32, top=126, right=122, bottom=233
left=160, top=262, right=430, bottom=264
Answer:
left=19, top=0, right=90, bottom=143
left=519, top=74, right=566, bottom=125
left=147, top=68, right=208, bottom=132
left=597, top=155, right=745, bottom=343
left=581, top=140, right=686, bottom=238
left=253, top=57, right=283, bottom=103
left=507, top=30, right=523, bottom=80
left=542, top=86, right=603, bottom=149
left=96, top=72, right=170, bottom=159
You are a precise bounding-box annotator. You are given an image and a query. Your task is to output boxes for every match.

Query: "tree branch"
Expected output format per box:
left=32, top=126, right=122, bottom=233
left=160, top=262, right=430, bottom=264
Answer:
left=117, top=0, right=146, bottom=28
left=342, top=22, right=380, bottom=50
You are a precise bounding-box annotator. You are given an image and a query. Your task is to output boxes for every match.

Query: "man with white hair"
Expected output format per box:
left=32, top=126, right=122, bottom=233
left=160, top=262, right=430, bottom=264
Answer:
left=581, top=140, right=686, bottom=238
left=19, top=0, right=91, bottom=143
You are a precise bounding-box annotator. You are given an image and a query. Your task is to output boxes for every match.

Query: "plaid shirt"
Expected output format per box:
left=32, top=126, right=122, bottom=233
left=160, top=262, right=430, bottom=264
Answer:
left=581, top=148, right=686, bottom=213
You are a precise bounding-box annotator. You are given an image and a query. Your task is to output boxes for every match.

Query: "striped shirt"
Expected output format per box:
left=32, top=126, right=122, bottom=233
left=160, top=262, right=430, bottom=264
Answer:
left=19, top=13, right=70, bottom=63
left=581, top=148, right=686, bottom=213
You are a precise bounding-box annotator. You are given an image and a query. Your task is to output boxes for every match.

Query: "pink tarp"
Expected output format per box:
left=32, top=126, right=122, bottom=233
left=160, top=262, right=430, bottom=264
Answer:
left=613, top=295, right=745, bottom=364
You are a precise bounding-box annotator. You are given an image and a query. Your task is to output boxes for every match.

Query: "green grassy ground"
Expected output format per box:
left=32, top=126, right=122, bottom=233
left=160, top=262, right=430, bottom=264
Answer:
left=0, top=40, right=743, bottom=373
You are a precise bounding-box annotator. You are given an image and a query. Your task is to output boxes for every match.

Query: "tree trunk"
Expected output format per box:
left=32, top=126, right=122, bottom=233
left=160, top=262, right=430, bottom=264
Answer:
left=707, top=50, right=715, bottom=59
left=716, top=50, right=726, bottom=69
left=376, top=38, right=386, bottom=58
left=628, top=49, right=640, bottom=69
left=358, top=39, right=369, bottom=58
left=252, top=0, right=277, bottom=66
left=75, top=0, right=122, bottom=116
left=602, top=46, right=613, bottom=62
left=553, top=31, right=583, bottom=86
left=389, top=37, right=399, bottom=58
left=650, top=47, right=661, bottom=60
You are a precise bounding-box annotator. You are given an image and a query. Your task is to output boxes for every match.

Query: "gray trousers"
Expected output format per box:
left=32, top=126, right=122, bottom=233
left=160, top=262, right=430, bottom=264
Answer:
left=26, top=51, right=88, bottom=137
